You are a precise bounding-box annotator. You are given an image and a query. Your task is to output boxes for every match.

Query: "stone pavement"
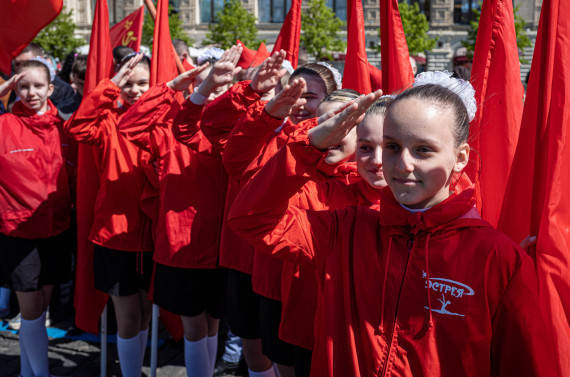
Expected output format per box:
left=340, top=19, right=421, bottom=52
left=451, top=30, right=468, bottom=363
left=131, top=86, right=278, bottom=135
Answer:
left=0, top=320, right=246, bottom=377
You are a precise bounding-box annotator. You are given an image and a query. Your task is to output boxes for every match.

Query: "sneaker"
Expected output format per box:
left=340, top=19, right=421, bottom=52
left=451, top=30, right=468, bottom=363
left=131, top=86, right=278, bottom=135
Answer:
left=7, top=313, right=21, bottom=330
left=213, top=359, right=242, bottom=376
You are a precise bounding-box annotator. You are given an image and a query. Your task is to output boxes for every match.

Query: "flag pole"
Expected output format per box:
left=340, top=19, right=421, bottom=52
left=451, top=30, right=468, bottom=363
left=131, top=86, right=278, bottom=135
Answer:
left=143, top=0, right=186, bottom=74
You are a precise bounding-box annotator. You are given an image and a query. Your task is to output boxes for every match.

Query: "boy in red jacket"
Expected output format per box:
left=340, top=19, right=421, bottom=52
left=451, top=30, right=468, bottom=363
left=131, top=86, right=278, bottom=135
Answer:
left=0, top=60, right=72, bottom=377
left=229, top=72, right=559, bottom=377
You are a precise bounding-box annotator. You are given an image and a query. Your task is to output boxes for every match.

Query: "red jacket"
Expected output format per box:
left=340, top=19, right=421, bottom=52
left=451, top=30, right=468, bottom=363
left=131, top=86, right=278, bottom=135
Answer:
left=229, top=137, right=380, bottom=349
left=229, top=143, right=558, bottom=376
left=0, top=101, right=71, bottom=239
left=119, top=84, right=226, bottom=269
left=65, top=79, right=153, bottom=252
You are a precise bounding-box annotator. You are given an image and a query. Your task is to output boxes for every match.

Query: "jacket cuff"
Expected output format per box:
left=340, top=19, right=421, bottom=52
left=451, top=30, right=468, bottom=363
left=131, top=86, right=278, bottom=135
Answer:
left=232, top=80, right=262, bottom=106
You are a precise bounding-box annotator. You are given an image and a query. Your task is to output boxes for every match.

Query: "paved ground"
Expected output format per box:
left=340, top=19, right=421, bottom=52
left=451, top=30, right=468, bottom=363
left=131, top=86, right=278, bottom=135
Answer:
left=0, top=319, right=247, bottom=377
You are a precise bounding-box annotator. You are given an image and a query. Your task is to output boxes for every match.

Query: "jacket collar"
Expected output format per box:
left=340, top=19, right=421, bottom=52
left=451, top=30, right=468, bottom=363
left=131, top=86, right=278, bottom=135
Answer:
left=11, top=99, right=62, bottom=131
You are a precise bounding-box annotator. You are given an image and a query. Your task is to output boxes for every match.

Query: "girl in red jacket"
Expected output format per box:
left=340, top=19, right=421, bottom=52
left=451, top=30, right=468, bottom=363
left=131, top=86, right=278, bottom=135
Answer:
left=0, top=60, right=72, bottom=377
left=229, top=72, right=559, bottom=377
left=65, top=53, right=153, bottom=377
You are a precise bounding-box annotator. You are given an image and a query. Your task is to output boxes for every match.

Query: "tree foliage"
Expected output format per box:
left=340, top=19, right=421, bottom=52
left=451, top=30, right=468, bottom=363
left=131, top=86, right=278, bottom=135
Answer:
left=33, top=7, right=86, bottom=60
left=203, top=0, right=261, bottom=49
left=300, top=0, right=346, bottom=60
left=462, top=5, right=532, bottom=64
left=142, top=4, right=194, bottom=49
left=396, top=2, right=437, bottom=55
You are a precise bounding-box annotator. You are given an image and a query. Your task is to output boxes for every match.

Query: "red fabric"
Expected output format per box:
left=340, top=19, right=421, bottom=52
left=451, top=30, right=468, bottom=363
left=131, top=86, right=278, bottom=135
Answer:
left=466, top=0, right=524, bottom=227
left=236, top=40, right=257, bottom=69
left=151, top=0, right=179, bottom=86
left=229, top=161, right=558, bottom=376
left=119, top=84, right=225, bottom=269
left=110, top=6, right=144, bottom=52
left=368, top=63, right=382, bottom=91
left=0, top=101, right=70, bottom=238
left=380, top=0, right=414, bottom=94
left=64, top=79, right=153, bottom=251
left=498, top=0, right=570, bottom=370
left=74, top=0, right=114, bottom=334
left=182, top=59, right=195, bottom=71
left=250, top=42, right=270, bottom=68
left=0, top=0, right=62, bottom=75
left=271, top=0, right=302, bottom=68
left=342, top=0, right=372, bottom=94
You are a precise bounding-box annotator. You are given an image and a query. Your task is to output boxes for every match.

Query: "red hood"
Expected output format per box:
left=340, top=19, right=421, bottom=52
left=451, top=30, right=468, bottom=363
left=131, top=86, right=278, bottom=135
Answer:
left=12, top=99, right=62, bottom=131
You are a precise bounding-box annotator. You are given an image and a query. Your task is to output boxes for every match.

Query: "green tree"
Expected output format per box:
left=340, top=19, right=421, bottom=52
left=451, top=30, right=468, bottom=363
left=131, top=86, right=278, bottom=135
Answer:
left=300, top=0, right=346, bottom=60
left=395, top=2, right=437, bottom=56
left=142, top=5, right=194, bottom=48
left=33, top=7, right=86, bottom=60
left=462, top=5, right=531, bottom=64
left=203, top=0, right=261, bottom=49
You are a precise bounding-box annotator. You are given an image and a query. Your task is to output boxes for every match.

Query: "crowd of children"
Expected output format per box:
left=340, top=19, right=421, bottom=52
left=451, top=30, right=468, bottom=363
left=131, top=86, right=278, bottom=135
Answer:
left=0, top=39, right=561, bottom=377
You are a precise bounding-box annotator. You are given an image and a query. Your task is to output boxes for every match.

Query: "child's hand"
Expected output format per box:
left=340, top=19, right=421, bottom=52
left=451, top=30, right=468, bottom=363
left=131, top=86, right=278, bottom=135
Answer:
left=196, top=44, right=243, bottom=98
left=167, top=63, right=210, bottom=91
left=111, top=53, right=143, bottom=87
left=0, top=73, right=23, bottom=97
left=250, top=50, right=287, bottom=94
left=264, top=78, right=306, bottom=119
left=309, top=90, right=382, bottom=150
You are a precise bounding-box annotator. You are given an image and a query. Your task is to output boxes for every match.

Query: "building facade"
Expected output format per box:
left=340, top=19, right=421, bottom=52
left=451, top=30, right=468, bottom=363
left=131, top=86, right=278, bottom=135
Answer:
left=67, top=0, right=541, bottom=77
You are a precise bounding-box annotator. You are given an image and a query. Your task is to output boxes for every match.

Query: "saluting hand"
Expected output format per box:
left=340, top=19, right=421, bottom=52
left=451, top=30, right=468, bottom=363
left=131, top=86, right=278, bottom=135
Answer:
left=264, top=78, right=306, bottom=120
left=250, top=50, right=287, bottom=94
left=167, top=63, right=210, bottom=91
left=111, top=53, right=144, bottom=87
left=0, top=73, right=23, bottom=98
left=197, top=44, right=243, bottom=98
left=309, top=90, right=382, bottom=150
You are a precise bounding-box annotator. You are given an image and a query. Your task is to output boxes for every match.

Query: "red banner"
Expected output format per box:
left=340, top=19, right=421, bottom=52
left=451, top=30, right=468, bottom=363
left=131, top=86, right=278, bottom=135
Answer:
left=110, top=6, right=144, bottom=52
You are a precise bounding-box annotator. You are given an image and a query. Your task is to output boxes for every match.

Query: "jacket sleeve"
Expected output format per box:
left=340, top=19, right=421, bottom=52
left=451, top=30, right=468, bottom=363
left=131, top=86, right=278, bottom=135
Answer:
left=172, top=99, right=204, bottom=147
left=64, top=79, right=120, bottom=145
left=491, top=251, right=562, bottom=377
left=228, top=137, right=335, bottom=264
left=199, top=80, right=262, bottom=151
left=118, top=83, right=183, bottom=158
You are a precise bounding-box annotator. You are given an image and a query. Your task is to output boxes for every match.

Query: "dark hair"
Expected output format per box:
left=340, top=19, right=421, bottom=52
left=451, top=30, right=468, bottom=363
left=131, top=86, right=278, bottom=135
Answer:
left=71, top=55, right=88, bottom=81
left=365, top=95, right=394, bottom=116
left=173, top=39, right=189, bottom=57
left=323, top=88, right=359, bottom=103
left=113, top=46, right=135, bottom=64
left=117, top=53, right=151, bottom=72
left=58, top=50, right=77, bottom=83
left=20, top=43, right=44, bottom=58
left=290, top=63, right=338, bottom=96
left=389, top=84, right=470, bottom=145
left=15, top=60, right=51, bottom=83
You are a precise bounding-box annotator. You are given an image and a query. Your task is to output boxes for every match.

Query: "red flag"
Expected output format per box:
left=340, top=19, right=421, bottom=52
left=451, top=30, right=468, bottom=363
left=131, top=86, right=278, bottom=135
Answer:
left=74, top=0, right=114, bottom=334
left=380, top=0, right=414, bottom=94
left=342, top=0, right=372, bottom=94
left=110, top=6, right=144, bottom=52
left=0, top=0, right=63, bottom=75
left=369, top=63, right=382, bottom=91
left=466, top=0, right=524, bottom=227
left=150, top=0, right=179, bottom=85
left=271, top=0, right=302, bottom=68
left=498, top=0, right=570, bottom=370
left=250, top=42, right=270, bottom=67
left=236, top=40, right=258, bottom=68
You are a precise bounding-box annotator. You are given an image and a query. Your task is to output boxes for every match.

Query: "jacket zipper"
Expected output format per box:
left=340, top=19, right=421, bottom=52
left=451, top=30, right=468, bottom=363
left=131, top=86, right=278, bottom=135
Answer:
left=379, top=234, right=415, bottom=376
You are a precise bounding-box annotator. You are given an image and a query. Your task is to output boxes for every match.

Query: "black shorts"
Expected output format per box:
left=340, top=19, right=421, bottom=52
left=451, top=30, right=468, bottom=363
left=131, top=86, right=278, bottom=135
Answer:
left=153, top=264, right=227, bottom=318
left=93, top=245, right=153, bottom=296
left=0, top=231, right=72, bottom=292
left=225, top=269, right=261, bottom=339
left=293, top=346, right=312, bottom=377
left=259, top=296, right=295, bottom=366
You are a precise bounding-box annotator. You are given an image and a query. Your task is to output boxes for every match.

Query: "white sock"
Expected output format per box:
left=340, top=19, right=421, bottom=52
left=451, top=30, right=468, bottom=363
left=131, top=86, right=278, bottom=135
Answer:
left=19, top=311, right=49, bottom=377
left=273, top=364, right=282, bottom=377
left=248, top=366, right=277, bottom=377
left=18, top=332, right=33, bottom=377
left=184, top=337, right=211, bottom=377
left=117, top=334, right=144, bottom=377
left=206, top=334, right=218, bottom=373
left=139, top=328, right=149, bottom=364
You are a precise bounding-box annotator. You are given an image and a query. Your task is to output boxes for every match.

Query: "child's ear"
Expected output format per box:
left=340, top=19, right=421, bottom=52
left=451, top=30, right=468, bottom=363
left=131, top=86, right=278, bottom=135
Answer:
left=454, top=142, right=469, bottom=173
left=47, top=82, right=55, bottom=97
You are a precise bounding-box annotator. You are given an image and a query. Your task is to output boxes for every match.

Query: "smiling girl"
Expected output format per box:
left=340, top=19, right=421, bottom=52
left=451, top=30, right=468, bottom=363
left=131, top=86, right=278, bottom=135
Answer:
left=0, top=60, right=72, bottom=377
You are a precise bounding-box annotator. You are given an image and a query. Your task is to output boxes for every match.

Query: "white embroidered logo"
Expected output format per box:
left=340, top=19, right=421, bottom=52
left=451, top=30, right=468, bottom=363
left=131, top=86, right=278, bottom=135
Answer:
left=423, top=271, right=475, bottom=317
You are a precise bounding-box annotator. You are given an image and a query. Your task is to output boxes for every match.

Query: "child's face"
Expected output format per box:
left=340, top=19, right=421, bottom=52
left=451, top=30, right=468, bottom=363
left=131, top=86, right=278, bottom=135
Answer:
left=16, top=67, right=53, bottom=113
left=356, top=113, right=387, bottom=188
left=289, top=75, right=327, bottom=124
left=317, top=101, right=357, bottom=164
left=120, top=65, right=149, bottom=105
left=382, top=97, right=469, bottom=209
left=70, top=73, right=84, bottom=97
